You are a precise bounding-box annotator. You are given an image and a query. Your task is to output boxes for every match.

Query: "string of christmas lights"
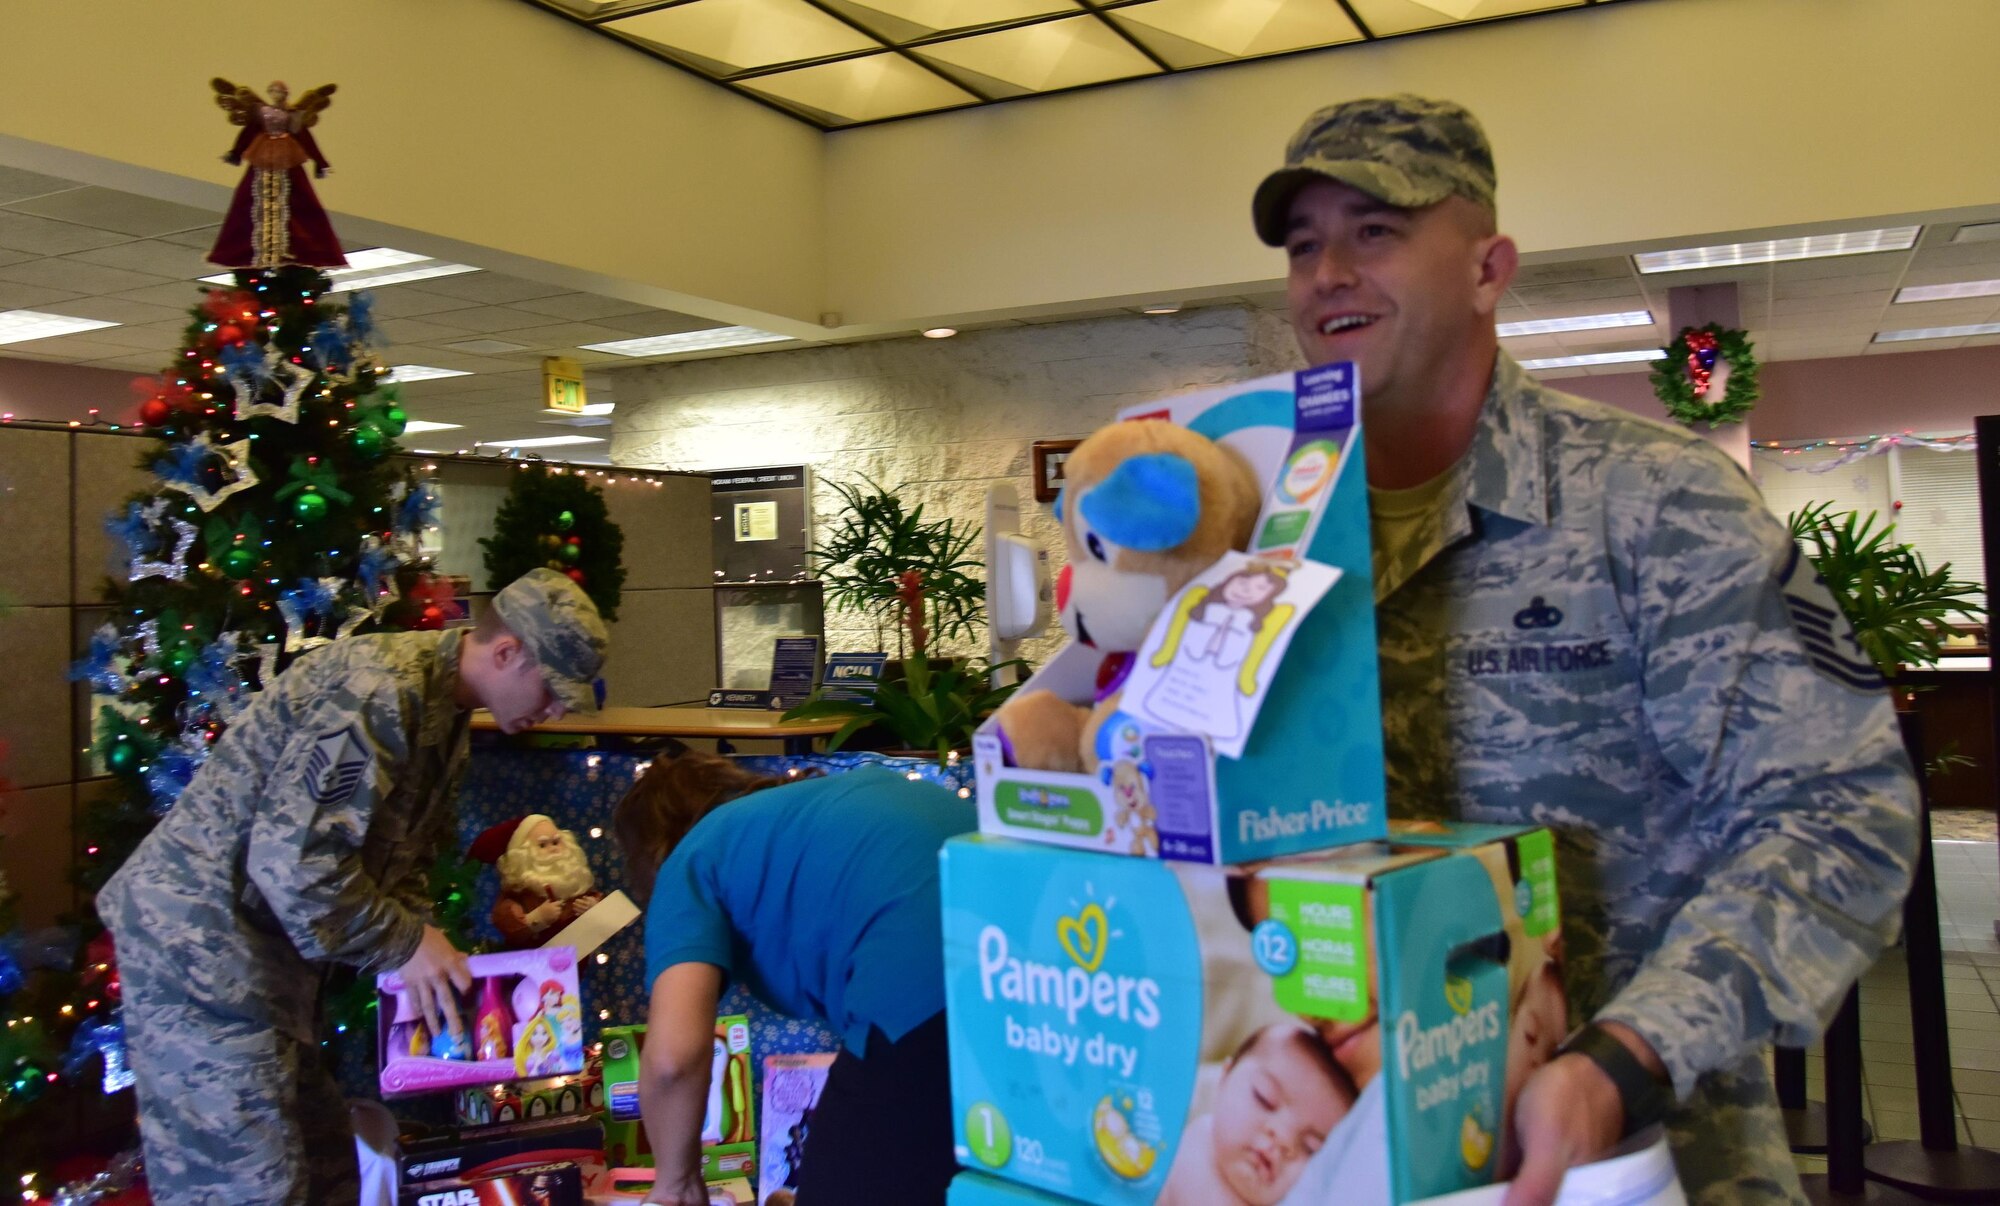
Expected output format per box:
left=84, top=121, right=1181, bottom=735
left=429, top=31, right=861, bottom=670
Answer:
left=1749, top=430, right=1977, bottom=474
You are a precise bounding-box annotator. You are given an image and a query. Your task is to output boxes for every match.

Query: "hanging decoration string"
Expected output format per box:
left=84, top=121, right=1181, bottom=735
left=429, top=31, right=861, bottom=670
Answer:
left=1752, top=432, right=1977, bottom=474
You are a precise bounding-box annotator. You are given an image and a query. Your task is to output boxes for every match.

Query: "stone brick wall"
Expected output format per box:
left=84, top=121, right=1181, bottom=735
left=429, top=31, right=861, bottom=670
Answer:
left=609, top=305, right=1304, bottom=666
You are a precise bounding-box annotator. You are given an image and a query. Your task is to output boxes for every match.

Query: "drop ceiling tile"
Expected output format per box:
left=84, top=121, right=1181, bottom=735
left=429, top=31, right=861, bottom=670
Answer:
left=1880, top=298, right=1999, bottom=323
left=1512, top=256, right=1634, bottom=287
left=1508, top=280, right=1650, bottom=306
left=607, top=0, right=879, bottom=74
left=1771, top=274, right=1901, bottom=301
left=65, top=238, right=219, bottom=280
left=487, top=321, right=653, bottom=350
left=363, top=286, right=481, bottom=318
left=7, top=186, right=217, bottom=238
left=77, top=322, right=187, bottom=352
left=1911, top=242, right=2000, bottom=271
left=507, top=292, right=660, bottom=322
left=1, top=334, right=136, bottom=360
left=408, top=273, right=570, bottom=306
left=819, top=0, right=1080, bottom=42
left=60, top=296, right=200, bottom=328
left=379, top=316, right=484, bottom=346
left=1112, top=0, right=1362, bottom=70
left=413, top=306, right=554, bottom=335
left=0, top=258, right=173, bottom=295
left=913, top=14, right=1159, bottom=92
left=385, top=350, right=525, bottom=375
left=1346, top=0, right=1583, bottom=37
left=1770, top=252, right=1914, bottom=281
left=741, top=51, right=980, bottom=124
left=0, top=282, right=85, bottom=310
left=82, top=351, right=183, bottom=372
left=110, top=282, right=213, bottom=308
left=0, top=210, right=131, bottom=256
left=586, top=310, right=725, bottom=339
left=156, top=225, right=224, bottom=251
left=441, top=338, right=532, bottom=356
left=0, top=168, right=77, bottom=207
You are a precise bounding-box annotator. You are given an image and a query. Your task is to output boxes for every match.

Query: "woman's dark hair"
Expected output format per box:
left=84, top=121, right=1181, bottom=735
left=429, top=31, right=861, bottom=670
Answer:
left=613, top=751, right=790, bottom=905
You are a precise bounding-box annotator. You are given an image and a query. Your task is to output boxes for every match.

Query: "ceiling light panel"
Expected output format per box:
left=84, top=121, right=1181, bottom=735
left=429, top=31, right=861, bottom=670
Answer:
left=401, top=419, right=464, bottom=434
left=385, top=365, right=474, bottom=382
left=1112, top=0, right=1363, bottom=69
left=1635, top=227, right=1921, bottom=274
left=0, top=309, right=121, bottom=344
left=1894, top=280, right=2000, bottom=304
left=607, top=0, right=878, bottom=75
left=740, top=52, right=980, bottom=125
left=1518, top=349, right=1666, bottom=370
left=1496, top=310, right=1652, bottom=338
left=818, top=0, right=1081, bottom=42
left=1347, top=0, right=1585, bottom=38
left=914, top=14, right=1160, bottom=93
left=580, top=326, right=794, bottom=357
left=1874, top=323, right=2000, bottom=344
left=477, top=435, right=608, bottom=449
left=1952, top=222, right=2000, bottom=245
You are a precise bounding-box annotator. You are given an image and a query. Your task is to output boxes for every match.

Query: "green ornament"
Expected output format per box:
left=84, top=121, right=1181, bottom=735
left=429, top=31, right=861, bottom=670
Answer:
left=556, top=510, right=576, bottom=532
left=350, top=423, right=387, bottom=461
left=105, top=741, right=139, bottom=775
left=220, top=546, right=258, bottom=579
left=293, top=488, right=329, bottom=523
left=381, top=406, right=408, bottom=437
left=559, top=542, right=581, bottom=564
left=164, top=643, right=195, bottom=675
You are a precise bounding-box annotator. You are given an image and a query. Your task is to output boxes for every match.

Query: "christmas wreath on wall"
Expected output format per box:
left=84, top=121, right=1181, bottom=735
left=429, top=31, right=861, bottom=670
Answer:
left=1651, top=323, right=1760, bottom=428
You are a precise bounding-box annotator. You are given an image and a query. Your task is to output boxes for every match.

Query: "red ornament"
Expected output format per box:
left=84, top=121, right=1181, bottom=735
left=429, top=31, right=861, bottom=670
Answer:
left=565, top=568, right=586, bottom=585
left=566, top=535, right=581, bottom=546
left=1684, top=330, right=1720, bottom=399
left=418, top=605, right=447, bottom=630
left=216, top=323, right=245, bottom=345
left=139, top=398, right=171, bottom=427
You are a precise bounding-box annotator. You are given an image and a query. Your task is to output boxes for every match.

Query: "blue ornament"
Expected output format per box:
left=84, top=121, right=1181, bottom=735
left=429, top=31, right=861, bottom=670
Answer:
left=69, top=624, right=129, bottom=695
left=396, top=479, right=442, bottom=536
left=356, top=543, right=400, bottom=602
left=218, top=339, right=268, bottom=384
left=345, top=291, right=378, bottom=344
left=152, top=443, right=214, bottom=489
left=309, top=321, right=353, bottom=372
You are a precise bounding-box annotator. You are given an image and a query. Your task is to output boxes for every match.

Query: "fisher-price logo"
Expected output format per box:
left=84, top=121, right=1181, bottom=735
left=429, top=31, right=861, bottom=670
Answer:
left=978, top=888, right=1164, bottom=1078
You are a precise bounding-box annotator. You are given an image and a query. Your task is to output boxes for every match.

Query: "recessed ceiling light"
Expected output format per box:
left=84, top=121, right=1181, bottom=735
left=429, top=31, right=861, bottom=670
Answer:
left=401, top=419, right=464, bottom=434
left=580, top=327, right=793, bottom=357
left=385, top=365, right=473, bottom=383
left=1634, top=226, right=1920, bottom=274
left=1952, top=222, right=2000, bottom=244
left=0, top=309, right=120, bottom=345
left=476, top=435, right=607, bottom=449
left=199, top=246, right=479, bottom=290
left=1518, top=349, right=1668, bottom=370
left=1141, top=304, right=1182, bottom=316
left=409, top=448, right=446, bottom=455
left=327, top=261, right=479, bottom=293
left=1893, top=280, right=2000, bottom=304
left=1873, top=323, right=2000, bottom=343
left=444, top=338, right=531, bottom=355
left=922, top=327, right=958, bottom=339
left=579, top=402, right=615, bottom=416
left=1497, top=310, right=1653, bottom=338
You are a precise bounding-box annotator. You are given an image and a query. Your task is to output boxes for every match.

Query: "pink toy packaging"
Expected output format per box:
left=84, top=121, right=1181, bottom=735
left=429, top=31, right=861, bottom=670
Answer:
left=378, top=945, right=587, bottom=1097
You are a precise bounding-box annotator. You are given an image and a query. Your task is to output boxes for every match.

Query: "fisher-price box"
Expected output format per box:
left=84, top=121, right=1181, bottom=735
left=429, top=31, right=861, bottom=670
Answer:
left=972, top=364, right=1386, bottom=864
left=378, top=946, right=586, bottom=1097
left=599, top=1018, right=756, bottom=1170
left=940, top=826, right=1566, bottom=1204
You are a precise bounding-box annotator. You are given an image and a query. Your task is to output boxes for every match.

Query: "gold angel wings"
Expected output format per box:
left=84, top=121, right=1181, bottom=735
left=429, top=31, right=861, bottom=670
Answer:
left=210, top=78, right=338, bottom=127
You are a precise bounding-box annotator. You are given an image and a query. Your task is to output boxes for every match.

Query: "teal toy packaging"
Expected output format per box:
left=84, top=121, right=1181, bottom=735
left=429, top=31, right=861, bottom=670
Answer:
left=973, top=364, right=1386, bottom=864
left=940, top=825, right=1566, bottom=1204
left=599, top=1017, right=756, bottom=1172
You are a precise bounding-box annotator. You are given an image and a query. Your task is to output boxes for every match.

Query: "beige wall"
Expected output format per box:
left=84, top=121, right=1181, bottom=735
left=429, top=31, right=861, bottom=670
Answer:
left=610, top=305, right=1304, bottom=664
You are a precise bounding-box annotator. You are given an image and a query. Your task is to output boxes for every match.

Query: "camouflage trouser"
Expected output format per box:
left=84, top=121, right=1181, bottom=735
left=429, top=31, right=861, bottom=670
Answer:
left=118, top=937, right=358, bottom=1206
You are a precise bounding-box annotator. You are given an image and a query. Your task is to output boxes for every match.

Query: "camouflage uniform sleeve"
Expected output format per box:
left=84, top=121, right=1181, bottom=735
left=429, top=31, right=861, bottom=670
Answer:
left=387, top=749, right=463, bottom=920
left=1595, top=441, right=1920, bottom=1100
left=244, top=677, right=427, bottom=973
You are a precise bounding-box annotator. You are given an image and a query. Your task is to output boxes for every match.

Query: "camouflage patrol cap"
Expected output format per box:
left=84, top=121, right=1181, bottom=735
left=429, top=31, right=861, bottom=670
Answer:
left=1252, top=94, right=1496, bottom=246
left=492, top=567, right=608, bottom=714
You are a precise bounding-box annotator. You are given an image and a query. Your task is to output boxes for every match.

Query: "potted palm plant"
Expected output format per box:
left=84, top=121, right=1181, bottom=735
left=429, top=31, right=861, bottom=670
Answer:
left=1788, top=502, right=1985, bottom=680
left=809, top=475, right=985, bottom=661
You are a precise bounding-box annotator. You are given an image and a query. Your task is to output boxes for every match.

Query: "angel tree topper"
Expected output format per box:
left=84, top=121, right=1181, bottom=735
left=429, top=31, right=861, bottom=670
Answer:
left=207, top=78, right=347, bottom=270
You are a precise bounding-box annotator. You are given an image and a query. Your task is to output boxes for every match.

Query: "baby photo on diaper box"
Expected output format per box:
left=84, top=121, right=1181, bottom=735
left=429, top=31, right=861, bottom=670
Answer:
left=940, top=823, right=1565, bottom=1205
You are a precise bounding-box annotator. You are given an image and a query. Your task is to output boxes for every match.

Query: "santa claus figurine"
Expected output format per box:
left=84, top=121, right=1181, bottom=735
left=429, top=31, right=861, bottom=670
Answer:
left=470, top=814, right=604, bottom=949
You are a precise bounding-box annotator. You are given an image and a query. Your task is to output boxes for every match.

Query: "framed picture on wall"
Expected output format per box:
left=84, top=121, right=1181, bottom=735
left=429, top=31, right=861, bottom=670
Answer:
left=1031, top=439, right=1081, bottom=503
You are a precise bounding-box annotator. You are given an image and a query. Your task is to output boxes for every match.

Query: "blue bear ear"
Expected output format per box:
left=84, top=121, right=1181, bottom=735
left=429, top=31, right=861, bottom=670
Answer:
left=1051, top=486, right=1065, bottom=524
left=1079, top=452, right=1201, bottom=552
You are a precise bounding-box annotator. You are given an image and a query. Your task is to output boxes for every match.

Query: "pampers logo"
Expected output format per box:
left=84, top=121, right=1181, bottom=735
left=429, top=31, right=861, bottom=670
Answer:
left=1396, top=972, right=1504, bottom=1167
left=1395, top=978, right=1501, bottom=1077
left=978, top=886, right=1163, bottom=1078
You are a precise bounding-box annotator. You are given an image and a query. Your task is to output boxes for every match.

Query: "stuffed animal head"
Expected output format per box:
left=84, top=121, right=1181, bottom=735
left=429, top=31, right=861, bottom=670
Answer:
left=1052, top=420, right=1262, bottom=652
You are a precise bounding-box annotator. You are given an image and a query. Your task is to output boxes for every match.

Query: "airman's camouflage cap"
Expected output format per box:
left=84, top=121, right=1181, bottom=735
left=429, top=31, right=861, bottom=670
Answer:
left=1252, top=94, right=1496, bottom=246
left=492, top=567, right=608, bottom=713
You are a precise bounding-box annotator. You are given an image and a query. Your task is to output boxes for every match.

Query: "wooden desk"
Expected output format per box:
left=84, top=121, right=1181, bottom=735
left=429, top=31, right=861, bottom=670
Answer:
left=471, top=705, right=844, bottom=756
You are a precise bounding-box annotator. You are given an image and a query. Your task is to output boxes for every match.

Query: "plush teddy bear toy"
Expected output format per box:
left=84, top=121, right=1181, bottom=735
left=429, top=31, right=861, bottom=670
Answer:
left=994, top=419, right=1262, bottom=788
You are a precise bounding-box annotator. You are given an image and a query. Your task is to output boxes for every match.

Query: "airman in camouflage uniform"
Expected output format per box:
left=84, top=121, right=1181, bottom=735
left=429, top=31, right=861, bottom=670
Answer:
left=98, top=568, right=607, bottom=1205
left=1256, top=97, right=1918, bottom=1201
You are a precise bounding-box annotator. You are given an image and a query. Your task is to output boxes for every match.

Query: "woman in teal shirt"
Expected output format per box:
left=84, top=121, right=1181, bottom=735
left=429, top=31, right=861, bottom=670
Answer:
left=614, top=752, right=975, bottom=1205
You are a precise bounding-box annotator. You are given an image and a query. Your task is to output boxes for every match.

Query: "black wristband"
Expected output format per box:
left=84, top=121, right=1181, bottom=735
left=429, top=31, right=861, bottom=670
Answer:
left=1556, top=1023, right=1673, bottom=1138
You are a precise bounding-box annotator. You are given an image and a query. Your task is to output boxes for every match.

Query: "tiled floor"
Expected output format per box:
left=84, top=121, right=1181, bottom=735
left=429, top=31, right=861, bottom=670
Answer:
left=1791, top=836, right=2000, bottom=1174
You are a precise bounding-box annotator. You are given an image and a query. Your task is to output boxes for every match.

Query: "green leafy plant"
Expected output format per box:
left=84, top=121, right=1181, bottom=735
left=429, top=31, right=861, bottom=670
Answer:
left=811, top=475, right=983, bottom=656
left=1788, top=501, right=1986, bottom=676
left=783, top=653, right=1028, bottom=764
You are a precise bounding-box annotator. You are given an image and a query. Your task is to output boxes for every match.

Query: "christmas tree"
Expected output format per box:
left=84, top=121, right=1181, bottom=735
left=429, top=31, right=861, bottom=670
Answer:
left=481, top=466, right=627, bottom=621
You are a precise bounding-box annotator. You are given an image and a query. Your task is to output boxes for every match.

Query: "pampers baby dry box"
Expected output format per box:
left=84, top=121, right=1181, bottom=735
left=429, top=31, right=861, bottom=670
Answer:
left=940, top=825, right=1564, bottom=1204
